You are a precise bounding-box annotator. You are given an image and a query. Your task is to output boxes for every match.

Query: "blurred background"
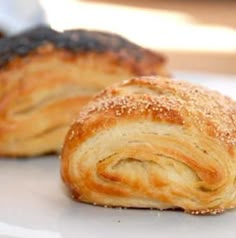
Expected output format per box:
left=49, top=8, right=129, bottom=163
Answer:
left=0, top=0, right=235, bottom=75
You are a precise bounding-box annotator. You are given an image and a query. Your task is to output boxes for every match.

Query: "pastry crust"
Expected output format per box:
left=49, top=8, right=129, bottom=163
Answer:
left=61, top=76, right=236, bottom=215
left=0, top=27, right=167, bottom=156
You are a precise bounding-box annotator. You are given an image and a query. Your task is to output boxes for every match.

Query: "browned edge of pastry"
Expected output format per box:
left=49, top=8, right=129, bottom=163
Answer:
left=0, top=25, right=166, bottom=73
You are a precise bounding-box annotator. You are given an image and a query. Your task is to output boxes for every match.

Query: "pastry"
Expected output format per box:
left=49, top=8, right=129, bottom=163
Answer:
left=0, top=26, right=167, bottom=156
left=61, top=76, right=236, bottom=215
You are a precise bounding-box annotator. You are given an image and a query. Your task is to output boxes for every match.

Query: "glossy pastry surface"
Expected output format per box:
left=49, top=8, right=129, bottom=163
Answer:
left=61, top=76, right=236, bottom=215
left=0, top=27, right=166, bottom=156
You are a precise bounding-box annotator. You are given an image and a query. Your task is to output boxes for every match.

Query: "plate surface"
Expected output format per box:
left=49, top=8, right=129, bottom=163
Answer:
left=0, top=71, right=236, bottom=238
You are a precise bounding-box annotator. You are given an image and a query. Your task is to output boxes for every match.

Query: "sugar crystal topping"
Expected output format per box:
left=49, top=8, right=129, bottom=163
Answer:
left=75, top=76, right=236, bottom=147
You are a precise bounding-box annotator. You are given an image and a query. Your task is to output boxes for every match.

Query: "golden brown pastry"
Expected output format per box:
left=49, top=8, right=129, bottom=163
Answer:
left=61, top=76, right=236, bottom=215
left=0, top=26, right=167, bottom=157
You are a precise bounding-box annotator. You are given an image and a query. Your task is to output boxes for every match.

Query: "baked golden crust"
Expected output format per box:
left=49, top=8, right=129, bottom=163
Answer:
left=0, top=27, right=167, bottom=156
left=0, top=26, right=166, bottom=73
left=61, top=76, right=236, bottom=215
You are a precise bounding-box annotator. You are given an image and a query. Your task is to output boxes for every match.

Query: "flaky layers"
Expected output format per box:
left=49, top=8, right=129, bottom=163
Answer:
left=0, top=27, right=167, bottom=156
left=61, top=76, right=236, bottom=215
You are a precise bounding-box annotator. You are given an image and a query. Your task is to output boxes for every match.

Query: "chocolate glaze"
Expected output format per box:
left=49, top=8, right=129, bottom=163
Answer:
left=0, top=25, right=164, bottom=68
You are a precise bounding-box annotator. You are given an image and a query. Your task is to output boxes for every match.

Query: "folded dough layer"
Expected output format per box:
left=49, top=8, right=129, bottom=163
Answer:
left=0, top=27, right=167, bottom=156
left=61, top=76, right=236, bottom=214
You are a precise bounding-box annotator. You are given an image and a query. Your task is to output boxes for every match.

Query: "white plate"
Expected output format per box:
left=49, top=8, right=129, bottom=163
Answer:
left=0, top=71, right=236, bottom=238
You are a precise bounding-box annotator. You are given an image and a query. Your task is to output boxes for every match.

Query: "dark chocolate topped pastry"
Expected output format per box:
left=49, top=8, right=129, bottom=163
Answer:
left=0, top=25, right=168, bottom=157
left=0, top=26, right=165, bottom=72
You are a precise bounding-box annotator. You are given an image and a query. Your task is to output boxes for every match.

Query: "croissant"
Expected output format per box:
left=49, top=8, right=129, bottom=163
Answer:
left=0, top=26, right=167, bottom=156
left=61, top=76, right=236, bottom=215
